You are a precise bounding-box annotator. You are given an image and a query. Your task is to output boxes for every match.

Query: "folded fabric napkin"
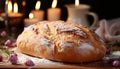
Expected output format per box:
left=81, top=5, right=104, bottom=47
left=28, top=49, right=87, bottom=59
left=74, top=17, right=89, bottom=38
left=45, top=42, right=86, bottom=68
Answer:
left=95, top=18, right=120, bottom=42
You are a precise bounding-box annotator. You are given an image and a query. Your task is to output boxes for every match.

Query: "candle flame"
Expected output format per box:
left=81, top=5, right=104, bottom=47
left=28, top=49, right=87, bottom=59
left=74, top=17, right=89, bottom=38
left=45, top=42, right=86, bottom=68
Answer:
left=29, top=13, right=34, bottom=19
left=13, top=2, right=18, bottom=13
left=52, top=0, right=57, bottom=8
left=75, top=0, right=80, bottom=6
left=8, top=1, right=12, bottom=13
left=35, top=1, right=41, bottom=10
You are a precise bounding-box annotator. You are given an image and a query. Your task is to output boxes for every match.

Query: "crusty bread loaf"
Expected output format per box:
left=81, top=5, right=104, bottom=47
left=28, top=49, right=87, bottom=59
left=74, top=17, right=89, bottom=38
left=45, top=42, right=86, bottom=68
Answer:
left=16, top=21, right=106, bottom=62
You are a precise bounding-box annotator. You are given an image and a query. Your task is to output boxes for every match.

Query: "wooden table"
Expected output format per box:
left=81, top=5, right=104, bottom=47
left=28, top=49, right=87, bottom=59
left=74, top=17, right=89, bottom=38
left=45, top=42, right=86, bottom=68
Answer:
left=0, top=60, right=119, bottom=69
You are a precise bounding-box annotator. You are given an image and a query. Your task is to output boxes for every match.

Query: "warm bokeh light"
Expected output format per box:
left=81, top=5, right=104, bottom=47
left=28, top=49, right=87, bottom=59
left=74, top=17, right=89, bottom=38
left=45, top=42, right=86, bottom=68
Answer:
left=13, top=2, right=18, bottom=13
left=35, top=1, right=41, bottom=10
left=52, top=0, right=57, bottom=8
left=29, top=13, right=34, bottom=19
left=8, top=1, right=12, bottom=13
left=75, top=0, right=80, bottom=6
left=22, top=0, right=26, bottom=7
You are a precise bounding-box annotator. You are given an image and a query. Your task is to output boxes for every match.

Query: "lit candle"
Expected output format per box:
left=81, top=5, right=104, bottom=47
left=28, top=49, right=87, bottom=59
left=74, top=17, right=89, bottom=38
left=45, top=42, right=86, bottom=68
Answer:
left=47, top=0, right=61, bottom=21
left=14, top=2, right=18, bottom=13
left=31, top=0, right=44, bottom=21
left=1, top=1, right=23, bottom=17
left=0, top=1, right=23, bottom=25
left=24, top=13, right=39, bottom=27
left=8, top=1, right=12, bottom=13
left=75, top=0, right=80, bottom=7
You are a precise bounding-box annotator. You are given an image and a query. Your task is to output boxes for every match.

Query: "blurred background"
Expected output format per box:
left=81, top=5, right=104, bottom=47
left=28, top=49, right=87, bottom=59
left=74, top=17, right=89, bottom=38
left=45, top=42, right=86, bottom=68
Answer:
left=0, top=0, right=120, bottom=37
left=0, top=0, right=120, bottom=20
left=25, top=0, right=120, bottom=20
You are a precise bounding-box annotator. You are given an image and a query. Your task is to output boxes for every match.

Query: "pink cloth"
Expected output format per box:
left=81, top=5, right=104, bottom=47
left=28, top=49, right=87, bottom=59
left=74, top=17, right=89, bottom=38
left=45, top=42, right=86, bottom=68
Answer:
left=95, top=18, right=120, bottom=42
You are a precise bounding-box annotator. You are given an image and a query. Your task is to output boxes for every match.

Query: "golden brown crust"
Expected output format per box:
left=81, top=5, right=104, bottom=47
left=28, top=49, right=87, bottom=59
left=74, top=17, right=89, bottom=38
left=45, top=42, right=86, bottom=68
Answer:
left=16, top=21, right=106, bottom=62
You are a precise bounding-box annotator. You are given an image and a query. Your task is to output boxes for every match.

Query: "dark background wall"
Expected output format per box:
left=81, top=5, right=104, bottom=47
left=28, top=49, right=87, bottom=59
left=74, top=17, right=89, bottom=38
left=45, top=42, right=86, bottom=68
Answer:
left=0, top=0, right=120, bottom=20
left=24, top=0, right=120, bottom=21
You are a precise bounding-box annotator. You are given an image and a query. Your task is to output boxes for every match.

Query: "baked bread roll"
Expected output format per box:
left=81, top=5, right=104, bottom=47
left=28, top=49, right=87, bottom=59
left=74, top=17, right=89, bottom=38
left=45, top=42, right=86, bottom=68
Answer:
left=16, top=21, right=106, bottom=62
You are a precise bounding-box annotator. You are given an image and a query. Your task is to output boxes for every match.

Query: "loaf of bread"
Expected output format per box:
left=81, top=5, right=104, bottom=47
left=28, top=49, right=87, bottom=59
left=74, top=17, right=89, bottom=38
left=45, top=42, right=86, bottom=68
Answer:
left=16, top=21, right=106, bottom=63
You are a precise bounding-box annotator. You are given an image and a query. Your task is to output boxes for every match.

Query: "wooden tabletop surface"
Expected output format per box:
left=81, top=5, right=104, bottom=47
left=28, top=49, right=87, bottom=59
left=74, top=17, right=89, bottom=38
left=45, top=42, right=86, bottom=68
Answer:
left=0, top=60, right=119, bottom=69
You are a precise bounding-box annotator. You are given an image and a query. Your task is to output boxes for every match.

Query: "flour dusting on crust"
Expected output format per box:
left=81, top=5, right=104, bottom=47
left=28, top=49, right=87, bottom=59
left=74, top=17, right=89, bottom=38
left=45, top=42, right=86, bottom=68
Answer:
left=58, top=42, right=74, bottom=52
left=53, top=21, right=87, bottom=38
left=16, top=21, right=106, bottom=62
left=78, top=42, right=94, bottom=56
left=39, top=37, right=51, bottom=46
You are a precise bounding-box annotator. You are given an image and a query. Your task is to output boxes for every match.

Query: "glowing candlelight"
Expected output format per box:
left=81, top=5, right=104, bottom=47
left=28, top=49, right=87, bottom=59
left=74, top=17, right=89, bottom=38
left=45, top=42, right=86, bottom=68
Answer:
left=13, top=2, right=18, bottom=13
left=29, top=13, right=34, bottom=19
left=24, top=13, right=39, bottom=27
left=35, top=1, right=41, bottom=10
left=31, top=0, right=44, bottom=21
left=52, top=0, right=57, bottom=8
left=3, top=1, right=23, bottom=17
left=8, top=1, right=12, bottom=13
left=47, top=0, right=61, bottom=21
left=1, top=0, right=23, bottom=26
left=65, top=0, right=98, bottom=27
left=75, top=0, right=80, bottom=6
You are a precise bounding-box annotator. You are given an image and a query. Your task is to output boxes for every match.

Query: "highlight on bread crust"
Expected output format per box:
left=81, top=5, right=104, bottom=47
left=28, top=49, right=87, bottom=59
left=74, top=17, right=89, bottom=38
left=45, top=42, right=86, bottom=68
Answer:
left=16, top=21, right=106, bottom=63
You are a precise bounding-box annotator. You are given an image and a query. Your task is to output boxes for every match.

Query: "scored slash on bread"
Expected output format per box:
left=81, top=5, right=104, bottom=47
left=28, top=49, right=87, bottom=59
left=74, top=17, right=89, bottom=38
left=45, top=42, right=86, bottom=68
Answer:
left=16, top=21, right=106, bottom=63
